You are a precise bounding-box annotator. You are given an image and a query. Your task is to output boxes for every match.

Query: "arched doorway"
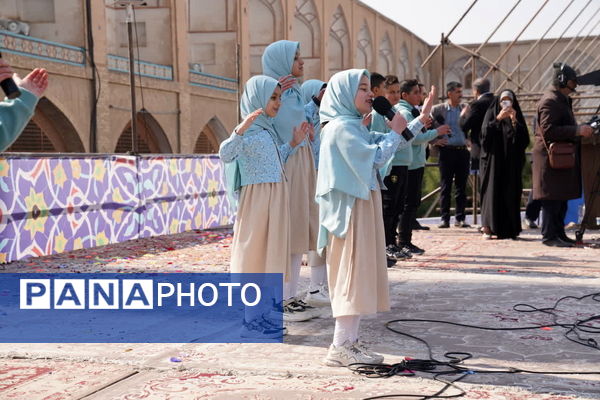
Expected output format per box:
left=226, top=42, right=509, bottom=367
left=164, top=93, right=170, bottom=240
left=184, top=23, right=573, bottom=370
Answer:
left=5, top=97, right=84, bottom=152
left=115, top=109, right=172, bottom=153
left=249, top=0, right=285, bottom=76
left=195, top=116, right=229, bottom=154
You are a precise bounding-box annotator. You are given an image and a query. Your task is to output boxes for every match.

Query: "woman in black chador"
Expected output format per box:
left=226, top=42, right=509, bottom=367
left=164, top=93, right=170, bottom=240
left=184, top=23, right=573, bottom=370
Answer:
left=480, top=90, right=529, bottom=239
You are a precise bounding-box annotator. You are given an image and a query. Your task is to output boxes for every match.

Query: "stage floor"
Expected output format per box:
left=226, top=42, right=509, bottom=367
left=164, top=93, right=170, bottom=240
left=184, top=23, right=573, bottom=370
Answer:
left=2, top=225, right=600, bottom=399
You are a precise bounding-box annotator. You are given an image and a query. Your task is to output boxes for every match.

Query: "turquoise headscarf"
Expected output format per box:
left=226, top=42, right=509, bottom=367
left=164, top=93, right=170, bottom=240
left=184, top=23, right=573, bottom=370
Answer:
left=301, top=79, right=325, bottom=105
left=316, top=69, right=383, bottom=252
left=262, top=40, right=306, bottom=146
left=224, top=75, right=279, bottom=208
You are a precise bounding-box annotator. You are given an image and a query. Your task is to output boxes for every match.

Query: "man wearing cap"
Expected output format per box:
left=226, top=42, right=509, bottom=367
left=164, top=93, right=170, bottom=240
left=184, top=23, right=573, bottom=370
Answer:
left=532, top=63, right=593, bottom=247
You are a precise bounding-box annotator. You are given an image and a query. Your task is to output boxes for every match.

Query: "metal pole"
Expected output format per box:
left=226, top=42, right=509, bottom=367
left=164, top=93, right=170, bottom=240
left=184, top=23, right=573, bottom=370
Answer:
left=529, top=5, right=600, bottom=91
left=126, top=4, right=138, bottom=154
left=519, top=0, right=594, bottom=90
left=495, top=0, right=577, bottom=90
left=421, top=0, right=479, bottom=68
left=448, top=41, right=523, bottom=89
left=482, top=0, right=550, bottom=80
left=441, top=33, right=445, bottom=96
left=462, top=0, right=522, bottom=70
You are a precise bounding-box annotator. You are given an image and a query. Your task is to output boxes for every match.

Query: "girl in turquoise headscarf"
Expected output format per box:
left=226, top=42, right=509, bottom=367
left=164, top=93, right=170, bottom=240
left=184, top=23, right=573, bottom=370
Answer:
left=317, top=69, right=434, bottom=367
left=219, top=75, right=307, bottom=338
left=262, top=40, right=320, bottom=321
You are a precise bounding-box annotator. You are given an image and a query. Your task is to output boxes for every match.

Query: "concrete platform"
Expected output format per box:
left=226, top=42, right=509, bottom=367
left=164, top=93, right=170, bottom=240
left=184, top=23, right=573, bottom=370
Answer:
left=1, top=225, right=600, bottom=399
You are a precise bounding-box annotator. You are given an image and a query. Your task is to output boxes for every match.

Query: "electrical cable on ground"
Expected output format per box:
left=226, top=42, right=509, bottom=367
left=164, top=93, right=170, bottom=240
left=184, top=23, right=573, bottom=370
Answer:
left=349, top=291, right=600, bottom=400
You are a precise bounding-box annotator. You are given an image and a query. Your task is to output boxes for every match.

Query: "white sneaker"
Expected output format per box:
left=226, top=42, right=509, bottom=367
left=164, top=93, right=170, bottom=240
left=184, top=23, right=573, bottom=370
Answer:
left=352, top=340, right=384, bottom=364
left=240, top=316, right=286, bottom=339
left=303, top=285, right=330, bottom=307
left=283, top=298, right=320, bottom=322
left=323, top=340, right=385, bottom=367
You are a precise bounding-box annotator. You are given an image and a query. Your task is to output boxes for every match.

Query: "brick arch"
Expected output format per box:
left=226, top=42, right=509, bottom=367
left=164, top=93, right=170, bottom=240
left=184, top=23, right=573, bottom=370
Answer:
left=115, top=109, right=172, bottom=154
left=194, top=116, right=229, bottom=154
left=6, top=96, right=84, bottom=152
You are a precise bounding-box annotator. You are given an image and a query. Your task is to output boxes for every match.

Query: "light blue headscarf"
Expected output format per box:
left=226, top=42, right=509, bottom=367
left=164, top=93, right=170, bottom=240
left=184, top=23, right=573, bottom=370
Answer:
left=224, top=75, right=279, bottom=208
left=262, top=40, right=306, bottom=146
left=316, top=69, right=382, bottom=252
left=301, top=79, right=325, bottom=105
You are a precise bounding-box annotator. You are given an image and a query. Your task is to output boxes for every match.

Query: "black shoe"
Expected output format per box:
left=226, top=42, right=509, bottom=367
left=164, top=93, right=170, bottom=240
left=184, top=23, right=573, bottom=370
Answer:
left=413, top=222, right=430, bottom=231
left=438, top=221, right=450, bottom=229
left=559, top=235, right=576, bottom=244
left=454, top=220, right=471, bottom=228
left=542, top=238, right=575, bottom=248
left=401, top=242, right=425, bottom=255
left=386, top=244, right=408, bottom=261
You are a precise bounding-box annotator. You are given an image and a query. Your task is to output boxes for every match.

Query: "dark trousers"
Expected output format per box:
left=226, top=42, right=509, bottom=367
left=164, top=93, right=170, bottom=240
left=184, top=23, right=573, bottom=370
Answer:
left=382, top=165, right=408, bottom=246
left=439, top=147, right=470, bottom=223
left=399, top=167, right=424, bottom=245
left=541, top=200, right=567, bottom=241
left=525, top=191, right=542, bottom=221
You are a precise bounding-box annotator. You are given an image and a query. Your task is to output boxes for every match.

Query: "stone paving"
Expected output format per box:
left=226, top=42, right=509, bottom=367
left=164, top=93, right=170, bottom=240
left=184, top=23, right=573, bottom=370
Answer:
left=1, top=225, right=600, bottom=399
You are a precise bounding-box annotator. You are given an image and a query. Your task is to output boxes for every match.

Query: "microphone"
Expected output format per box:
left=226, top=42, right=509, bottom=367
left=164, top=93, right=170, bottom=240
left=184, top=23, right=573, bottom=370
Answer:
left=372, top=96, right=414, bottom=141
left=0, top=52, right=21, bottom=99
left=434, top=114, right=451, bottom=137
left=311, top=95, right=321, bottom=107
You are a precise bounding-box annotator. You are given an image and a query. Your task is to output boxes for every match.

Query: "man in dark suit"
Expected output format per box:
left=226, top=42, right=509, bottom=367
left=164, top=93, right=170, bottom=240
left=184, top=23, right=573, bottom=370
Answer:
left=532, top=63, right=593, bottom=247
left=460, top=78, right=494, bottom=172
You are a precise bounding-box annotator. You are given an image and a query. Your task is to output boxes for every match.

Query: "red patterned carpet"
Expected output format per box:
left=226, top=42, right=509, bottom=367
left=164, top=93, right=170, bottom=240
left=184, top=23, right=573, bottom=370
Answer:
left=1, top=226, right=600, bottom=399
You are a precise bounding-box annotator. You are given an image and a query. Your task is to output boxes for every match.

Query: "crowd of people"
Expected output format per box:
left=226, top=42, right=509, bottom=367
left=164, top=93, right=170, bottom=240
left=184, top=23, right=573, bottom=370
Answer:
left=218, top=39, right=594, bottom=366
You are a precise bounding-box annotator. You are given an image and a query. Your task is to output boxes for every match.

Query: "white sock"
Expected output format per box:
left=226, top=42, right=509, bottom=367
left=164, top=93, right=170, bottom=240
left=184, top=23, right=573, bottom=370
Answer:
left=309, top=263, right=327, bottom=288
left=332, top=315, right=361, bottom=347
left=283, top=254, right=303, bottom=300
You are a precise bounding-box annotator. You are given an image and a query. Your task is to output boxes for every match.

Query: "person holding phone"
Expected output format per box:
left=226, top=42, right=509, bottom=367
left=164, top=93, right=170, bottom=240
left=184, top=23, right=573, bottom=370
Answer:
left=0, top=57, right=49, bottom=151
left=479, top=90, right=529, bottom=240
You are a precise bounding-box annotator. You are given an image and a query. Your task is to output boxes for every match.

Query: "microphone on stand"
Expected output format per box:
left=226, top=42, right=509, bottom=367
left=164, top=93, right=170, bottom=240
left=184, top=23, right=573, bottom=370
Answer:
left=0, top=52, right=21, bottom=99
left=372, top=96, right=413, bottom=141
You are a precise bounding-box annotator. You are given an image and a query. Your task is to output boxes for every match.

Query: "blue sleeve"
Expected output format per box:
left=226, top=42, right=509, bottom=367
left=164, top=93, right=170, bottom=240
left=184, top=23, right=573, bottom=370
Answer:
left=218, top=131, right=244, bottom=163
left=279, top=142, right=293, bottom=163
left=0, top=89, right=39, bottom=151
left=407, top=118, right=424, bottom=135
left=373, top=131, right=405, bottom=168
left=412, top=128, right=439, bottom=145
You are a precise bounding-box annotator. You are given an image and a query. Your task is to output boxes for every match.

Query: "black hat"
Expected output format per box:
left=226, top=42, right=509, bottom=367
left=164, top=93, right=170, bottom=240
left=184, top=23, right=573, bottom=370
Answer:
left=553, top=62, right=577, bottom=87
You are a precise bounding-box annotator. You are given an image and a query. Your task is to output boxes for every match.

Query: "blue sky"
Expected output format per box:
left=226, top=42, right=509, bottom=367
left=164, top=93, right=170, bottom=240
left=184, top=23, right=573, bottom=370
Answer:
left=360, top=0, right=600, bottom=45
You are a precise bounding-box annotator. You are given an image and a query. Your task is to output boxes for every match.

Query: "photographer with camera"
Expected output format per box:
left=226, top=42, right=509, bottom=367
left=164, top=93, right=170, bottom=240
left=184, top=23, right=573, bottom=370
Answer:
left=532, top=63, right=593, bottom=247
left=0, top=57, right=49, bottom=151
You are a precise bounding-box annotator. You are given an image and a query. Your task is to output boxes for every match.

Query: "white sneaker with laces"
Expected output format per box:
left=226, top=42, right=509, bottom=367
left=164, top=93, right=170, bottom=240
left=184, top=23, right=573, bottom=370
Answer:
left=352, top=340, right=384, bottom=364
left=303, top=285, right=330, bottom=307
left=323, top=340, right=384, bottom=367
left=283, top=298, right=319, bottom=322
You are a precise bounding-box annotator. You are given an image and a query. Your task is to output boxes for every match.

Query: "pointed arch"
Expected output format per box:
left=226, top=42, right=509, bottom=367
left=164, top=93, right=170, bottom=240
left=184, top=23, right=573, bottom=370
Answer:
left=355, top=21, right=373, bottom=70
left=415, top=52, right=424, bottom=82
left=294, top=0, right=321, bottom=58
left=398, top=43, right=409, bottom=79
left=445, top=55, right=489, bottom=90
left=378, top=32, right=393, bottom=75
left=328, top=5, right=350, bottom=78
left=6, top=97, right=84, bottom=152
left=248, top=0, right=285, bottom=76
left=115, top=109, right=172, bottom=154
left=194, top=116, right=229, bottom=154
left=294, top=0, right=321, bottom=78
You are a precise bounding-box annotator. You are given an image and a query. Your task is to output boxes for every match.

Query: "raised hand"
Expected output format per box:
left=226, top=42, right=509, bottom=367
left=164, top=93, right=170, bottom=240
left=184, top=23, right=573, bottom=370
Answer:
left=291, top=121, right=309, bottom=147
left=14, top=68, right=48, bottom=98
left=421, top=85, right=437, bottom=116
left=390, top=112, right=408, bottom=135
left=235, top=109, right=263, bottom=136
left=278, top=74, right=297, bottom=92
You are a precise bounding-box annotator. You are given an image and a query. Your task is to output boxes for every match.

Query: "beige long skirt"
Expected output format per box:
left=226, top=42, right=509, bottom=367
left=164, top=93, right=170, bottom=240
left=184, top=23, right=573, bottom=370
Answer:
left=286, top=144, right=318, bottom=254
left=230, top=181, right=291, bottom=281
left=326, top=189, right=390, bottom=318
